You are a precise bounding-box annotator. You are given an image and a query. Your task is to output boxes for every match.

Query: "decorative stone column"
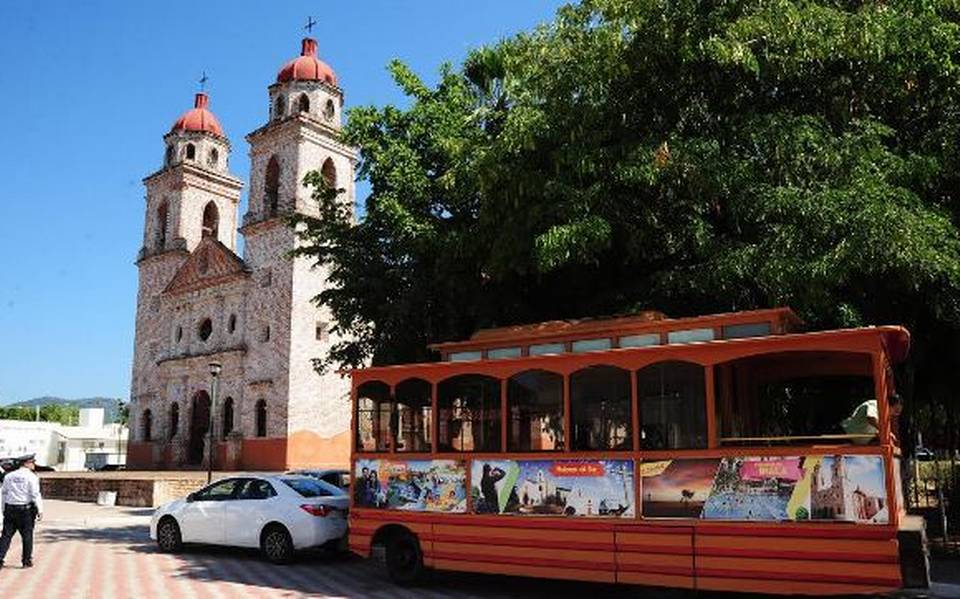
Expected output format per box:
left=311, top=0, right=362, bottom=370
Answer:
left=225, top=431, right=243, bottom=470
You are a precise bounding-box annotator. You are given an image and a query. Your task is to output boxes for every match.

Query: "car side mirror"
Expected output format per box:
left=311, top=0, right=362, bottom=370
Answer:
left=186, top=492, right=197, bottom=503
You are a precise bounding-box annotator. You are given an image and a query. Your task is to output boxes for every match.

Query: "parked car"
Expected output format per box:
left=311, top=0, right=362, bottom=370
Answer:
left=286, top=469, right=350, bottom=490
left=0, top=458, right=18, bottom=482
left=150, top=475, right=348, bottom=564
left=915, top=447, right=936, bottom=462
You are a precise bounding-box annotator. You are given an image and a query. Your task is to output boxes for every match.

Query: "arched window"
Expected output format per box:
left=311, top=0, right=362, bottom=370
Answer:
left=142, top=409, right=153, bottom=442
left=222, top=397, right=234, bottom=439
left=227, top=314, right=237, bottom=334
left=165, top=145, right=174, bottom=166
left=156, top=201, right=168, bottom=250
left=438, top=375, right=501, bottom=452
left=255, top=399, right=267, bottom=437
left=321, top=158, right=337, bottom=189
left=202, top=201, right=219, bottom=240
left=208, top=147, right=219, bottom=168
left=185, top=143, right=196, bottom=160
left=169, top=403, right=179, bottom=439
left=508, top=370, right=563, bottom=451
left=396, top=378, right=432, bottom=452
left=198, top=318, right=212, bottom=341
left=637, top=361, right=706, bottom=450
left=356, top=381, right=391, bottom=451
left=265, top=155, right=280, bottom=216
left=175, top=326, right=183, bottom=343
left=298, top=93, right=310, bottom=113
left=324, top=99, right=335, bottom=121
left=570, top=366, right=632, bottom=450
left=274, top=95, right=286, bottom=119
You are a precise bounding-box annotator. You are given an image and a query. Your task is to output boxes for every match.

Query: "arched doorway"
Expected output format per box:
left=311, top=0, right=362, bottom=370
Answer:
left=188, top=390, right=211, bottom=465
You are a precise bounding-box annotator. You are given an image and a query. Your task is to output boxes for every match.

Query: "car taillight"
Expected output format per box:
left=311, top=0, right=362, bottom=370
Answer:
left=300, top=504, right=331, bottom=517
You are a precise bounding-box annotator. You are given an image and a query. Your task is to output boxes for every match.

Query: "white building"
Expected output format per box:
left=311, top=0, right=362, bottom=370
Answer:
left=0, top=408, right=128, bottom=471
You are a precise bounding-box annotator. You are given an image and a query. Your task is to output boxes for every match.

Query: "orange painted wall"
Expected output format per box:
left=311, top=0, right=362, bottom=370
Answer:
left=240, top=438, right=288, bottom=471
left=286, top=429, right=351, bottom=469
left=126, top=442, right=153, bottom=468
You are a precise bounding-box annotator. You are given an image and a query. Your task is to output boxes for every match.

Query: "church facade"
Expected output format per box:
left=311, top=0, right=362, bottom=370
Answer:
left=126, top=37, right=354, bottom=471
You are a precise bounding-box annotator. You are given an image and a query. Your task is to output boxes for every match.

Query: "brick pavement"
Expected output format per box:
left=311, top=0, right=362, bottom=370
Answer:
left=1, top=501, right=957, bottom=598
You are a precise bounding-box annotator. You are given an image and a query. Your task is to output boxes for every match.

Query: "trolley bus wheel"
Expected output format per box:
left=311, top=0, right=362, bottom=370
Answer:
left=385, top=530, right=424, bottom=585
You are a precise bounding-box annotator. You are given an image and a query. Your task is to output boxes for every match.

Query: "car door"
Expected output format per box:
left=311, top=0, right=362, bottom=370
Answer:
left=223, top=478, right=278, bottom=548
left=178, top=478, right=238, bottom=545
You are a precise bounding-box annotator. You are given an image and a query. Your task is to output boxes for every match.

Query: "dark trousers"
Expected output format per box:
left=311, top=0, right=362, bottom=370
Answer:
left=0, top=505, right=36, bottom=565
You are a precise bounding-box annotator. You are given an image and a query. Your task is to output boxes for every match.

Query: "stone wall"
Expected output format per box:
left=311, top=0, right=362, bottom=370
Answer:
left=40, top=476, right=208, bottom=508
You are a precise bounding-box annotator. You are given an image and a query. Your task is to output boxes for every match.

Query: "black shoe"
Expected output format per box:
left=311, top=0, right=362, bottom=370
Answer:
left=22, top=562, right=32, bottom=568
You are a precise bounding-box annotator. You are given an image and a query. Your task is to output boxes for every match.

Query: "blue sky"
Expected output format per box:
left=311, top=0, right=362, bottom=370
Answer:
left=0, top=1, right=566, bottom=404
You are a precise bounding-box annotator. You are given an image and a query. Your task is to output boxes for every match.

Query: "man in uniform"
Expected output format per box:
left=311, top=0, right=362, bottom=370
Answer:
left=0, top=454, right=43, bottom=569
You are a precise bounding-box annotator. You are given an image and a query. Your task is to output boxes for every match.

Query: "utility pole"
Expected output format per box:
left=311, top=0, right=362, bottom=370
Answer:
left=207, top=362, right=222, bottom=484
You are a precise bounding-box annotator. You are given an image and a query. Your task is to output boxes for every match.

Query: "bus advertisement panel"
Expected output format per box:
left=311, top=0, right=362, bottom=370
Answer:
left=641, top=454, right=887, bottom=524
left=470, top=458, right=635, bottom=517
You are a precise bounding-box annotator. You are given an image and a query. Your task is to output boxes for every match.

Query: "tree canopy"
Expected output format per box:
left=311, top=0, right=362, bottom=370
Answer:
left=295, top=0, right=960, bottom=446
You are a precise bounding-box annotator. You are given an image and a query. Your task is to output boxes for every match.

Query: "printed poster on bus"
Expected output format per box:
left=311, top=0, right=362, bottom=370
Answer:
left=470, top=459, right=635, bottom=518
left=640, top=455, right=887, bottom=524
left=353, top=459, right=467, bottom=513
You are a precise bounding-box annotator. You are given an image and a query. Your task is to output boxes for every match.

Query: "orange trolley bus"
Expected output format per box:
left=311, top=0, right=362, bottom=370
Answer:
left=347, top=308, right=926, bottom=595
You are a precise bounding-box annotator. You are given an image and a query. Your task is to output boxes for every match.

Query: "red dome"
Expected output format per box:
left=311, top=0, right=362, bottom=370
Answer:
left=277, top=38, right=337, bottom=86
left=170, top=93, right=224, bottom=137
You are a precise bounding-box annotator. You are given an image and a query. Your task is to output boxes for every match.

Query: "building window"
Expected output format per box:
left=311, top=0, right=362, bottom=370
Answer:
left=156, top=201, right=168, bottom=250
left=529, top=342, right=564, bottom=356
left=315, top=321, right=328, bottom=342
left=508, top=370, right=563, bottom=451
left=198, top=318, right=213, bottom=341
left=169, top=403, right=179, bottom=439
left=175, top=326, right=183, bottom=343
left=298, top=93, right=310, bottom=113
left=222, top=397, right=234, bottom=439
left=396, top=378, right=432, bottom=452
left=208, top=147, right=219, bottom=168
left=201, top=201, right=219, bottom=240
left=570, top=365, right=632, bottom=450
left=324, top=99, right=335, bottom=121
left=185, top=143, right=196, bottom=161
left=637, top=361, right=707, bottom=450
left=356, top=381, right=392, bottom=451
left=321, top=158, right=336, bottom=189
left=274, top=95, right=286, bottom=119
left=265, top=155, right=280, bottom=216
left=261, top=324, right=271, bottom=342
left=142, top=409, right=153, bottom=442
left=437, top=375, right=501, bottom=452
left=255, top=399, right=267, bottom=437
left=227, top=314, right=237, bottom=334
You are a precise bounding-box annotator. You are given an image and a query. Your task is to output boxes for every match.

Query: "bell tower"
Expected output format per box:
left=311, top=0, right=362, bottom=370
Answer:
left=131, top=92, right=243, bottom=408
left=239, top=36, right=356, bottom=459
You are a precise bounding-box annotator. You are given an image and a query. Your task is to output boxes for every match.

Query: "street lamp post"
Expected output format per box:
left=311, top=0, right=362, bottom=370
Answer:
left=207, top=362, right=222, bottom=484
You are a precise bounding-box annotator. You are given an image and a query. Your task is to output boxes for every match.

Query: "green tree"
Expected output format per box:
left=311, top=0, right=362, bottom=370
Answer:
left=295, top=0, right=960, bottom=447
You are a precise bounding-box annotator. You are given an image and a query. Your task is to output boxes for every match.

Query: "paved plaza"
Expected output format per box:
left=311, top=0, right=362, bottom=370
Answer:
left=0, top=500, right=957, bottom=598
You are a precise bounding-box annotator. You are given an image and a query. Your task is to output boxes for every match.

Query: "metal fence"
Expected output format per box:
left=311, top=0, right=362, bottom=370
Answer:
left=905, top=448, right=960, bottom=555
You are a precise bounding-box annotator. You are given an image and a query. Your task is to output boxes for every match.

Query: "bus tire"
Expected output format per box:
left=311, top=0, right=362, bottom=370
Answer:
left=385, top=530, right=424, bottom=585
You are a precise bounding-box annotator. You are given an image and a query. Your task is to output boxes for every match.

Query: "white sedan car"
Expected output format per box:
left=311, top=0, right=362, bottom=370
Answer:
left=150, top=475, right=348, bottom=564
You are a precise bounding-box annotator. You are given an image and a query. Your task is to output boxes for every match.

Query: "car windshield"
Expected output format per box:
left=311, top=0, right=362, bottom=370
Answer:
left=280, top=477, right=344, bottom=498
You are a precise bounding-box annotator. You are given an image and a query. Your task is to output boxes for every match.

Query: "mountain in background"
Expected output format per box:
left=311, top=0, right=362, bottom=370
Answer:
left=5, top=396, right=123, bottom=423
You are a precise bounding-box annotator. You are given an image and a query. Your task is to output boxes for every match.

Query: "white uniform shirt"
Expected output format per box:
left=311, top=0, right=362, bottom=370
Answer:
left=1, top=467, right=43, bottom=515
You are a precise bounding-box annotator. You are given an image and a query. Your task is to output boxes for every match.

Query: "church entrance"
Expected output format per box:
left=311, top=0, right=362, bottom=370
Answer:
left=188, top=390, right=211, bottom=465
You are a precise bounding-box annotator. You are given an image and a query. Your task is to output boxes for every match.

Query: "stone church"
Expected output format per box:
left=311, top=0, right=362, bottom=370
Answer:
left=127, top=37, right=353, bottom=471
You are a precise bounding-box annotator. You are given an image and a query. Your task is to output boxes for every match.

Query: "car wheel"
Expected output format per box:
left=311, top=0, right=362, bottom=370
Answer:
left=261, top=524, right=294, bottom=565
left=385, top=531, right=424, bottom=586
left=156, top=517, right=183, bottom=553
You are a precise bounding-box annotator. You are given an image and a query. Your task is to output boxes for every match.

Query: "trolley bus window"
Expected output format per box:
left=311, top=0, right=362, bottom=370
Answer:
left=438, top=375, right=501, bottom=452
left=715, top=351, right=876, bottom=445
left=356, top=381, right=392, bottom=452
left=508, top=370, right=564, bottom=451
left=637, top=361, right=707, bottom=450
left=395, top=378, right=432, bottom=452
left=570, top=365, right=632, bottom=451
